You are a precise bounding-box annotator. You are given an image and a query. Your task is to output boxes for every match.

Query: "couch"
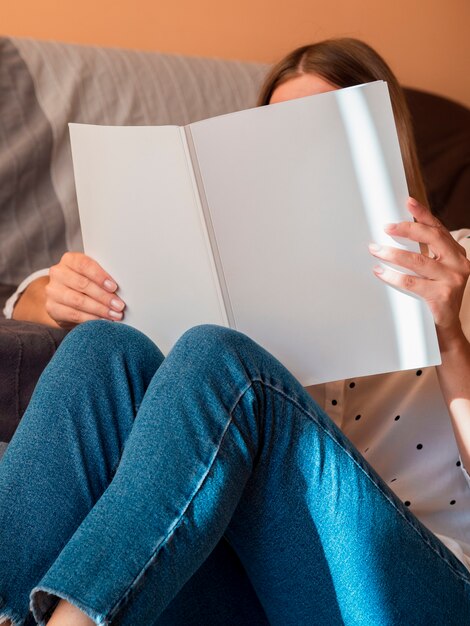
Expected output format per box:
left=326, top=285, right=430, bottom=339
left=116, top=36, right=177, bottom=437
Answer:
left=1, top=35, right=469, bottom=451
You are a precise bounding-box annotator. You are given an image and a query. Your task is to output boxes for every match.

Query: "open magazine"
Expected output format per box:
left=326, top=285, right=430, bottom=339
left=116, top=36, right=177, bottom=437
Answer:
left=69, top=80, right=440, bottom=386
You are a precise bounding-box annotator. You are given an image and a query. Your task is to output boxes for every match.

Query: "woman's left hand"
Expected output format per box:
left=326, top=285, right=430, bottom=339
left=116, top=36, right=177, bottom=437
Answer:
left=368, top=197, right=470, bottom=337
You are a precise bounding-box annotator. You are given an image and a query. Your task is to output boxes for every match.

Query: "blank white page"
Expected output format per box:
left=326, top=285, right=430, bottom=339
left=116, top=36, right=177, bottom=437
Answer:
left=188, top=82, right=440, bottom=385
left=70, top=124, right=227, bottom=354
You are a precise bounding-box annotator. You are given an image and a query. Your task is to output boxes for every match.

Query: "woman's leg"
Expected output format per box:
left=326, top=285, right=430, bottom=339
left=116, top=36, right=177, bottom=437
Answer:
left=33, top=324, right=470, bottom=623
left=155, top=537, right=269, bottom=626
left=2, top=322, right=470, bottom=625
left=0, top=322, right=164, bottom=625
left=45, top=601, right=93, bottom=626
left=46, top=539, right=268, bottom=626
left=0, top=321, right=267, bottom=626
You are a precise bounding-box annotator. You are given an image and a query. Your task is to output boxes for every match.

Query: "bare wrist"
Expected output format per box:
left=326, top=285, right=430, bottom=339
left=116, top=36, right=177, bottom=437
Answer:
left=437, top=323, right=468, bottom=355
left=12, top=276, right=59, bottom=327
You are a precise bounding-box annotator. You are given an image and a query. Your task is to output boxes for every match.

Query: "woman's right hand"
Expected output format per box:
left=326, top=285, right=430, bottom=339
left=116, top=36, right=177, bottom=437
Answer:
left=46, top=252, right=126, bottom=329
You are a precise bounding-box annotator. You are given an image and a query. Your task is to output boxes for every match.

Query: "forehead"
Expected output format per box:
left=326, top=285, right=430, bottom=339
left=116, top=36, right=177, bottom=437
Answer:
left=269, top=74, right=337, bottom=104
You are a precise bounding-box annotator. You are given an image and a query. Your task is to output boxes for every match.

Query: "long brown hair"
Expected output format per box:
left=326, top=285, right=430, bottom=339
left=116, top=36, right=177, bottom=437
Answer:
left=257, top=38, right=428, bottom=206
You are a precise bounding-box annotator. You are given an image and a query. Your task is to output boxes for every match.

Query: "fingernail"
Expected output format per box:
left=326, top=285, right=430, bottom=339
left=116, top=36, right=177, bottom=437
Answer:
left=104, top=279, right=117, bottom=291
left=408, top=197, right=418, bottom=207
left=111, top=298, right=125, bottom=311
left=368, top=243, right=381, bottom=252
left=373, top=265, right=384, bottom=275
left=109, top=310, right=123, bottom=320
left=384, top=223, right=397, bottom=231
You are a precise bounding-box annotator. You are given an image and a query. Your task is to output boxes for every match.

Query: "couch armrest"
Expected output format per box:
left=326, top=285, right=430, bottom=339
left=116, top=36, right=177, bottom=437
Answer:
left=0, top=319, right=68, bottom=442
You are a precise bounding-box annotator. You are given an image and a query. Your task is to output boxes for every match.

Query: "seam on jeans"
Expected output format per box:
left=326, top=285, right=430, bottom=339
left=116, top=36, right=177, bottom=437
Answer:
left=253, top=378, right=470, bottom=587
left=110, top=374, right=470, bottom=620
left=106, top=377, right=257, bottom=620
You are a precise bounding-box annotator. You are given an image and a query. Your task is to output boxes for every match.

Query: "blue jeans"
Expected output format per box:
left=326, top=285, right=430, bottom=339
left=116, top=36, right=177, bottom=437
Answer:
left=1, top=321, right=470, bottom=625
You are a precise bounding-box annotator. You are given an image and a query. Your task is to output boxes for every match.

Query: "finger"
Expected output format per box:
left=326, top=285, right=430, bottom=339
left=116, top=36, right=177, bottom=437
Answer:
left=46, top=283, right=124, bottom=322
left=61, top=252, right=118, bottom=292
left=406, top=197, right=444, bottom=230
left=368, top=243, right=441, bottom=280
left=50, top=265, right=125, bottom=312
left=384, top=221, right=456, bottom=260
left=372, top=263, right=469, bottom=328
left=372, top=264, right=438, bottom=300
left=46, top=303, right=110, bottom=329
left=406, top=200, right=444, bottom=259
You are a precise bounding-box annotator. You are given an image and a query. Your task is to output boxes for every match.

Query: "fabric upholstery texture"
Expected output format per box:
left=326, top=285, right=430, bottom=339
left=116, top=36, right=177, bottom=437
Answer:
left=0, top=319, right=68, bottom=444
left=405, top=88, right=470, bottom=231
left=0, top=36, right=267, bottom=286
left=0, top=38, right=67, bottom=285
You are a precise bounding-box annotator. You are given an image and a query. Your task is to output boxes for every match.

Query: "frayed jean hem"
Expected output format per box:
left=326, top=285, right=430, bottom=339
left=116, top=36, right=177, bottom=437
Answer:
left=30, top=587, right=106, bottom=626
left=0, top=606, right=24, bottom=626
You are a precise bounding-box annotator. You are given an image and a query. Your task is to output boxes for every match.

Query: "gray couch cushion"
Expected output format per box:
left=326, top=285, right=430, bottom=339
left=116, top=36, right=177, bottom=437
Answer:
left=0, top=36, right=267, bottom=286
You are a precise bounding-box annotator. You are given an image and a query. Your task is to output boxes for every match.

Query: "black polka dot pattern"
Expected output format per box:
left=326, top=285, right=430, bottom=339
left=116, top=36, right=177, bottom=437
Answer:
left=338, top=368, right=470, bottom=532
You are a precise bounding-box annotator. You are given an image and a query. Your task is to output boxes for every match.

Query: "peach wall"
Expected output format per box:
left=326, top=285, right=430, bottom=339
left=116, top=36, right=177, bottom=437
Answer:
left=2, top=0, right=469, bottom=107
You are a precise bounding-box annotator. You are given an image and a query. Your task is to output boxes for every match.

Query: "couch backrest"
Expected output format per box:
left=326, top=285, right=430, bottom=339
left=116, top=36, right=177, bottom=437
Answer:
left=1, top=36, right=469, bottom=288
left=0, top=36, right=267, bottom=285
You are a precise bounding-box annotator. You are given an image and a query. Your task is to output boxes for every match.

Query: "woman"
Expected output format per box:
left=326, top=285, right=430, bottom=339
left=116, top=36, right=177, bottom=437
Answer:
left=2, top=39, right=470, bottom=625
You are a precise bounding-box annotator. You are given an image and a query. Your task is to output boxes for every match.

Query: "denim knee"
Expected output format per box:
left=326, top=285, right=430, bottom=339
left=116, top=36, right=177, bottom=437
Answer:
left=59, top=320, right=164, bottom=369
left=62, top=319, right=154, bottom=352
left=170, top=324, right=305, bottom=402
left=170, top=325, right=261, bottom=375
left=175, top=324, right=258, bottom=361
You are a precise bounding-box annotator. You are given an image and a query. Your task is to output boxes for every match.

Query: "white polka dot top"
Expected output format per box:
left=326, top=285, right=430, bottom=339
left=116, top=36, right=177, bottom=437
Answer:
left=306, top=229, right=470, bottom=573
